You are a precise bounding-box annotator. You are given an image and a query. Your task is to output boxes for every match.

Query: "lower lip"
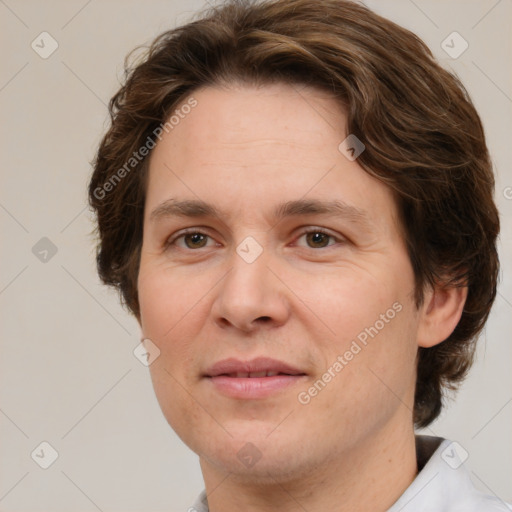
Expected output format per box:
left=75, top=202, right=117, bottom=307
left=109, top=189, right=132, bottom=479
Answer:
left=206, top=375, right=306, bottom=399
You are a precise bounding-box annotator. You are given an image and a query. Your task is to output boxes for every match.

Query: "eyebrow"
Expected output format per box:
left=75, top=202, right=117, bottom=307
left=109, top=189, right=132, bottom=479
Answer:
left=149, top=198, right=373, bottom=230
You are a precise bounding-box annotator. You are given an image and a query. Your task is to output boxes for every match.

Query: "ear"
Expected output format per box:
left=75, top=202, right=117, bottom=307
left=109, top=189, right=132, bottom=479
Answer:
left=417, top=283, right=468, bottom=348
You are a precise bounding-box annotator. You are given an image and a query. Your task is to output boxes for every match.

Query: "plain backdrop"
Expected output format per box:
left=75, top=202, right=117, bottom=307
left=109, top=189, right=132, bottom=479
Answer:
left=1, top=0, right=511, bottom=511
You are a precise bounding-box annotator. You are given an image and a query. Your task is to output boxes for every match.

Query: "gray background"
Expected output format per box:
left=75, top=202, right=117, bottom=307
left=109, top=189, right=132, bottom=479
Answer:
left=1, top=0, right=511, bottom=510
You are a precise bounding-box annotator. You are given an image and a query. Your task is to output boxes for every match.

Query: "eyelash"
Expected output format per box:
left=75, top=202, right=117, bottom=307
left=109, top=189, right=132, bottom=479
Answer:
left=164, top=227, right=344, bottom=251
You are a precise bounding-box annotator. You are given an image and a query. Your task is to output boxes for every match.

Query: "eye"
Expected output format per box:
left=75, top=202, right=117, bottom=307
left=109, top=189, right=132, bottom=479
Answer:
left=295, top=228, right=342, bottom=249
left=164, top=227, right=343, bottom=252
left=165, top=229, right=216, bottom=250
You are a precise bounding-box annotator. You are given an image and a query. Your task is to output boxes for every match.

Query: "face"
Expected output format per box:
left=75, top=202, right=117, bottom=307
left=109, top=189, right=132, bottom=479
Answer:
left=138, top=82, right=422, bottom=482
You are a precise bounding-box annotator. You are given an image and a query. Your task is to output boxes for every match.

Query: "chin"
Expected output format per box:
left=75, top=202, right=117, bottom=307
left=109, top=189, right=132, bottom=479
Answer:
left=197, top=428, right=320, bottom=483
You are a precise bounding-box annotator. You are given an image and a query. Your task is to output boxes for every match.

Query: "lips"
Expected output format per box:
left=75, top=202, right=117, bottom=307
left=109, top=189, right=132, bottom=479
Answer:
left=224, top=370, right=286, bottom=378
left=204, top=357, right=306, bottom=378
left=203, top=357, right=307, bottom=399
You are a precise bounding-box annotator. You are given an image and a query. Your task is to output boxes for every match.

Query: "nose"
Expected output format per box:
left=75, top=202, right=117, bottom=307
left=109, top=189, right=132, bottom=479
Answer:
left=210, top=247, right=290, bottom=333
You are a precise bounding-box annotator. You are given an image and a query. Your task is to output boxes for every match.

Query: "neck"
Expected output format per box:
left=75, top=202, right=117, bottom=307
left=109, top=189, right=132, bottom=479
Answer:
left=199, top=415, right=418, bottom=512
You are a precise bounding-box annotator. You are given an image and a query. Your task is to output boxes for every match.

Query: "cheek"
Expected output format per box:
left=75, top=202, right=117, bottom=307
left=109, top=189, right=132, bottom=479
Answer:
left=298, top=269, right=418, bottom=406
left=138, top=263, right=205, bottom=340
left=297, top=306, right=418, bottom=442
left=294, top=265, right=399, bottom=342
left=147, top=357, right=211, bottom=455
left=138, top=265, right=208, bottom=397
left=138, top=266, right=211, bottom=448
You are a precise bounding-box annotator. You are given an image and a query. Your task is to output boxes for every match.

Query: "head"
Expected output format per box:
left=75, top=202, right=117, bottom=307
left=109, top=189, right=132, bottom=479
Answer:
left=89, top=0, right=499, bottom=479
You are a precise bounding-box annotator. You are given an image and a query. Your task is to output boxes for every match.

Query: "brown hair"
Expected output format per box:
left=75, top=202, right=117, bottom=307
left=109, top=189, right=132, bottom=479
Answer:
left=88, top=0, right=500, bottom=428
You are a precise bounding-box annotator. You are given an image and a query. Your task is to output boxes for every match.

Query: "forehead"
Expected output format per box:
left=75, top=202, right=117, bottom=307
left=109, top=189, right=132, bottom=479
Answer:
left=153, top=82, right=346, bottom=160
left=145, top=82, right=402, bottom=237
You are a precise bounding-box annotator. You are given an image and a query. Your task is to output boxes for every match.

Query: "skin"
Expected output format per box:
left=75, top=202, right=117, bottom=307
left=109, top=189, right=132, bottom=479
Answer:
left=137, top=82, right=467, bottom=512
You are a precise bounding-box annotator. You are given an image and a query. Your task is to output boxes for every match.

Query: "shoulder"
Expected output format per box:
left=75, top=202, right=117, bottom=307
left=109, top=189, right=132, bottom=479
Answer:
left=388, top=436, right=511, bottom=512
left=454, top=491, right=512, bottom=511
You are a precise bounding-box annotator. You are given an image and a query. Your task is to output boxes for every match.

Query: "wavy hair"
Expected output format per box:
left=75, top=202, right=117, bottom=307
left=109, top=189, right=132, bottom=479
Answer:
left=89, top=0, right=500, bottom=427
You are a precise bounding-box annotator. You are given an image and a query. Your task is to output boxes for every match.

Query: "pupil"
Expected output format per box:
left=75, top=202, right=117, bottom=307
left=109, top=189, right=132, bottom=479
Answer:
left=187, top=233, right=206, bottom=248
left=308, top=232, right=328, bottom=247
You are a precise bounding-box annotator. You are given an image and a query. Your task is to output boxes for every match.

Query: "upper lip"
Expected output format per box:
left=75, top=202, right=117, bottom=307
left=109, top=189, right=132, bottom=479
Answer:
left=204, top=357, right=306, bottom=377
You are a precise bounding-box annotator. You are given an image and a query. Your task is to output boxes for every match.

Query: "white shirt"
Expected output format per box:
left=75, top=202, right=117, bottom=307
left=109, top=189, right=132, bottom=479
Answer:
left=190, top=435, right=511, bottom=511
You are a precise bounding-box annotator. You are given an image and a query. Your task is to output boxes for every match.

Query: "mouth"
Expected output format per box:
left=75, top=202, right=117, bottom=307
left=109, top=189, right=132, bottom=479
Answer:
left=203, top=357, right=307, bottom=399
left=204, top=356, right=306, bottom=378
left=214, top=370, right=303, bottom=378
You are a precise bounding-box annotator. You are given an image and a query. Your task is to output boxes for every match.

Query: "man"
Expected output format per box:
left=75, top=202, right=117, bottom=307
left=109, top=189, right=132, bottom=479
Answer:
left=89, top=0, right=508, bottom=510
